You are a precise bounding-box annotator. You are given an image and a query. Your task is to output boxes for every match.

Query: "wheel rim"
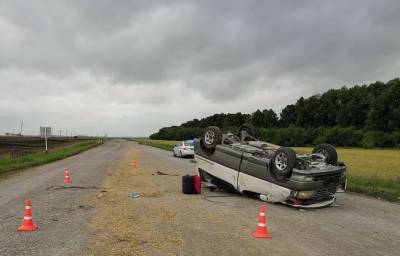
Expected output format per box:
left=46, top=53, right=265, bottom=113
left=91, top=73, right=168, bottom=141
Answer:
left=275, top=152, right=288, bottom=171
left=316, top=149, right=328, bottom=160
left=204, top=130, right=216, bottom=145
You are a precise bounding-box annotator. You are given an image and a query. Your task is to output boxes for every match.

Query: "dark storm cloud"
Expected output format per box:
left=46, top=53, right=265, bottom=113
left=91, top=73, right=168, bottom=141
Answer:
left=0, top=1, right=399, bottom=135
left=2, top=1, right=399, bottom=90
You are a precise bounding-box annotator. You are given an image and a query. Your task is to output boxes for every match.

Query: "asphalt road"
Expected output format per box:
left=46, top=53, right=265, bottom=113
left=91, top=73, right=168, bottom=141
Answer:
left=0, top=140, right=399, bottom=256
left=0, top=140, right=134, bottom=256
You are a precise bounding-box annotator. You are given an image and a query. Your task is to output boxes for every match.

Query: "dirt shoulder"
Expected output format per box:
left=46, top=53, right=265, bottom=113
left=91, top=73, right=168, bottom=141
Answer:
left=82, top=143, right=400, bottom=256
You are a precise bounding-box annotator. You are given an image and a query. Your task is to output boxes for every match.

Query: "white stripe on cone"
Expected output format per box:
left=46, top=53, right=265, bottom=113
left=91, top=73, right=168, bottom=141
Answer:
left=24, top=216, right=32, bottom=220
left=257, top=223, right=266, bottom=227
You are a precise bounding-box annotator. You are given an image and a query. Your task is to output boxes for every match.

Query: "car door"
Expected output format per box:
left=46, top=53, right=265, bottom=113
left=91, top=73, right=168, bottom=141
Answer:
left=237, top=153, right=270, bottom=193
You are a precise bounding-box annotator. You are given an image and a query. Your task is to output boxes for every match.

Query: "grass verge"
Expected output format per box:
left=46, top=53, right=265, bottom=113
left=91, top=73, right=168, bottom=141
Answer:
left=347, top=176, right=400, bottom=202
left=133, top=139, right=177, bottom=151
left=0, top=140, right=101, bottom=178
left=135, top=139, right=399, bottom=202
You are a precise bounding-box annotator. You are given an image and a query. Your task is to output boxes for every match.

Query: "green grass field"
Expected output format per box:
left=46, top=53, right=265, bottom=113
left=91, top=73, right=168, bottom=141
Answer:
left=135, top=139, right=400, bottom=202
left=0, top=140, right=101, bottom=178
left=135, top=139, right=177, bottom=151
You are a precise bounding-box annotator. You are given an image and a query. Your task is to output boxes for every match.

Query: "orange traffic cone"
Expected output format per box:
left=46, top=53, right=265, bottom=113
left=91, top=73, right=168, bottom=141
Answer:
left=64, top=169, right=72, bottom=184
left=252, top=205, right=272, bottom=239
left=131, top=160, right=137, bottom=173
left=18, top=199, right=37, bottom=231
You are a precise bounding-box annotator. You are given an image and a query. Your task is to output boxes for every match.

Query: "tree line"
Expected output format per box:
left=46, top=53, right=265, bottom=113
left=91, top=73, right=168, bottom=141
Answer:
left=150, top=78, right=400, bottom=148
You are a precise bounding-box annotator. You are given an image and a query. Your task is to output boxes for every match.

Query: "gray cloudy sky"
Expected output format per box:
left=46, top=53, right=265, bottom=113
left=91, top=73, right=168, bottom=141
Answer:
left=1, top=0, right=399, bottom=136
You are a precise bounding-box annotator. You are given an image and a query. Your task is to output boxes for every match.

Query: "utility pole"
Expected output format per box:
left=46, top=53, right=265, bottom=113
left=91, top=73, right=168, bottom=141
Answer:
left=20, top=121, right=23, bottom=136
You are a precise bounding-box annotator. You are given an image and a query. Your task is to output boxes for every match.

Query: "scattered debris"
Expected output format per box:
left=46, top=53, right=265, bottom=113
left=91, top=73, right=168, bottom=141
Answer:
left=78, top=205, right=94, bottom=210
left=202, top=181, right=217, bottom=189
left=141, top=191, right=163, bottom=198
left=97, top=190, right=108, bottom=198
left=128, top=192, right=140, bottom=199
left=46, top=185, right=102, bottom=191
left=156, top=170, right=178, bottom=176
left=203, top=195, right=236, bottom=203
left=190, top=159, right=197, bottom=163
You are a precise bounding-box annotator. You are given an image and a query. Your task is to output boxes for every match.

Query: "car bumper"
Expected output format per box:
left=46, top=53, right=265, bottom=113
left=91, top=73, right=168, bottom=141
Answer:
left=283, top=197, right=336, bottom=209
left=181, top=150, right=194, bottom=156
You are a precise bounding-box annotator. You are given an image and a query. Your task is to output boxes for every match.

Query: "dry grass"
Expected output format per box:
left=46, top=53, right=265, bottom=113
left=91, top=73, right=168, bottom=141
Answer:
left=81, top=147, right=183, bottom=256
left=294, top=147, right=400, bottom=181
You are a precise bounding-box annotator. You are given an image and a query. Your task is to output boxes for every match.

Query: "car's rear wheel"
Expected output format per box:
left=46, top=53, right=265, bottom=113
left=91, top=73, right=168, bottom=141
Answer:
left=238, top=123, right=256, bottom=138
left=312, top=144, right=338, bottom=165
left=202, top=126, right=222, bottom=150
left=271, top=147, right=296, bottom=180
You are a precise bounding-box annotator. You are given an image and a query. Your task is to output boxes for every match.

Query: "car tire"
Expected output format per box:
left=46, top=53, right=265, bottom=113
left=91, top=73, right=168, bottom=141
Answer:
left=312, top=143, right=338, bottom=165
left=238, top=123, right=256, bottom=138
left=202, top=126, right=222, bottom=150
left=179, top=151, right=183, bottom=158
left=271, top=147, right=296, bottom=180
left=173, top=151, right=176, bottom=157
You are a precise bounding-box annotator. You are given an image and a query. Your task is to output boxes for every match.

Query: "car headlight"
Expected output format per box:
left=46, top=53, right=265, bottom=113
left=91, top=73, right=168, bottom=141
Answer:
left=296, top=190, right=317, bottom=199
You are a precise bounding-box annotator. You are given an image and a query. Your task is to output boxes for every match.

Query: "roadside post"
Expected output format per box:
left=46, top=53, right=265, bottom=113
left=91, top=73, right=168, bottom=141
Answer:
left=44, top=127, right=48, bottom=154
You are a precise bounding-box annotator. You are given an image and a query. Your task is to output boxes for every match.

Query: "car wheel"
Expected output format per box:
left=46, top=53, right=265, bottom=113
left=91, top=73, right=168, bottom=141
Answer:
left=202, top=126, right=222, bottom=150
left=271, top=147, right=296, bottom=179
left=312, top=144, right=338, bottom=165
left=238, top=123, right=256, bottom=138
left=173, top=151, right=176, bottom=157
left=179, top=151, right=183, bottom=158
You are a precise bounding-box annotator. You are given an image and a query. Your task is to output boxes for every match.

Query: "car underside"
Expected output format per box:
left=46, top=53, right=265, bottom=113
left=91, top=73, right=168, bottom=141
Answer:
left=194, top=124, right=347, bottom=208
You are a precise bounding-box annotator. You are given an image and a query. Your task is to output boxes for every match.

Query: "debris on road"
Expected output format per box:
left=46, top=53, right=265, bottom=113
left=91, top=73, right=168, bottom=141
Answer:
left=128, top=192, right=140, bottom=199
left=182, top=175, right=194, bottom=194
left=46, top=185, right=101, bottom=190
left=155, top=170, right=178, bottom=176
left=202, top=194, right=237, bottom=204
left=182, top=175, right=201, bottom=194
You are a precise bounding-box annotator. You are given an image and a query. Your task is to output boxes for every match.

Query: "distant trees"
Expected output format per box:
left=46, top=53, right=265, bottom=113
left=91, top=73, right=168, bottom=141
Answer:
left=150, top=78, right=400, bottom=148
left=275, top=79, right=400, bottom=130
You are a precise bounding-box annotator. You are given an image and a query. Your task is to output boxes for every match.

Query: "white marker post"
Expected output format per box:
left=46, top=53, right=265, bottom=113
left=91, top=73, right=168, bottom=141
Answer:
left=44, top=127, right=48, bottom=154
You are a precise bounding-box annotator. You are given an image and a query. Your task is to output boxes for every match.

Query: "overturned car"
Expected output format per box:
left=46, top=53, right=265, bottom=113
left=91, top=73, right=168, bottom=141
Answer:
left=194, top=124, right=347, bottom=208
